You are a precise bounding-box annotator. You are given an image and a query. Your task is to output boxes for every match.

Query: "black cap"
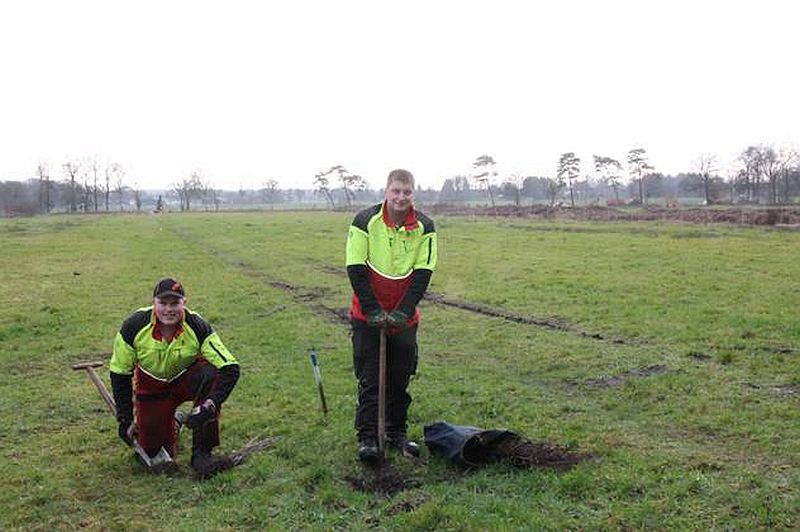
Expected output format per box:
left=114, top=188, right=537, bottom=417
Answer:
left=153, top=277, right=185, bottom=299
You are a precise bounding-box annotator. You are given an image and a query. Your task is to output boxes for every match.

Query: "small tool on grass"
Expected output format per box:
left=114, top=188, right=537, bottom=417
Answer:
left=377, top=328, right=387, bottom=456
left=309, top=347, right=328, bottom=415
left=72, top=360, right=174, bottom=470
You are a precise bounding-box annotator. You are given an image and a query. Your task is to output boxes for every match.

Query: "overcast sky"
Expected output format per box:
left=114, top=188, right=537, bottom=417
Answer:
left=1, top=0, right=798, bottom=191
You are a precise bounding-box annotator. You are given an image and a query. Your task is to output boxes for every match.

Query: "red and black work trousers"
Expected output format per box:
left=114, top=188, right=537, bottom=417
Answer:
left=134, top=359, right=220, bottom=458
left=351, top=320, right=418, bottom=442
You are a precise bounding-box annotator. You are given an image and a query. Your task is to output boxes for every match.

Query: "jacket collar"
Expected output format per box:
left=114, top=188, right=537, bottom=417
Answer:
left=381, top=200, right=418, bottom=231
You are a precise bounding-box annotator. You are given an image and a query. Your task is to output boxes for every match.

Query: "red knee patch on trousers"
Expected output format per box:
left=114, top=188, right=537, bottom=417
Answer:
left=134, top=360, right=214, bottom=457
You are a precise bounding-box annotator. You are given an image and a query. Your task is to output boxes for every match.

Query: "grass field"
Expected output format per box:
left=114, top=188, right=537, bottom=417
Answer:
left=1, top=211, right=798, bottom=530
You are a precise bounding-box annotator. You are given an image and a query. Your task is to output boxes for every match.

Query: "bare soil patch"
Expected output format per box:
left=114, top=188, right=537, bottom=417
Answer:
left=495, top=436, right=590, bottom=471
left=687, top=351, right=712, bottom=361
left=745, top=382, right=800, bottom=397
left=268, top=281, right=328, bottom=302
left=313, top=304, right=350, bottom=325
left=346, top=459, right=416, bottom=497
left=769, top=384, right=800, bottom=397
left=580, top=364, right=669, bottom=388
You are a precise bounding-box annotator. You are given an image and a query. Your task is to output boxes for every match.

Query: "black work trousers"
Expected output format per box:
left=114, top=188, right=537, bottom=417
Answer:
left=352, top=320, right=418, bottom=441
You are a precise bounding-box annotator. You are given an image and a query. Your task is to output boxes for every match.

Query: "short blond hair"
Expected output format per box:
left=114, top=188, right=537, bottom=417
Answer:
left=386, top=169, right=415, bottom=189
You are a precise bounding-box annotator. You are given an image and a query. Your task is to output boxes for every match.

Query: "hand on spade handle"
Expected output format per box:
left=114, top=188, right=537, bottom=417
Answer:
left=365, top=309, right=388, bottom=328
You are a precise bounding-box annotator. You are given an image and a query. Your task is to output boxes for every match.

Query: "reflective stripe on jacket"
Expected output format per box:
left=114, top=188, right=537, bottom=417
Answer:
left=110, top=306, right=237, bottom=381
left=346, top=202, right=437, bottom=322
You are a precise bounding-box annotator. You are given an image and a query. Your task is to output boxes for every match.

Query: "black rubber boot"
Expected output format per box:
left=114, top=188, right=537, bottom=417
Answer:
left=191, top=451, right=234, bottom=480
left=358, top=438, right=380, bottom=464
left=388, top=434, right=420, bottom=458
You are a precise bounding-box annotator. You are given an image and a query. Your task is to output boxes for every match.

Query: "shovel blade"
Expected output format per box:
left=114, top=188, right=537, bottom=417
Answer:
left=133, top=439, right=174, bottom=470
left=151, top=446, right=174, bottom=466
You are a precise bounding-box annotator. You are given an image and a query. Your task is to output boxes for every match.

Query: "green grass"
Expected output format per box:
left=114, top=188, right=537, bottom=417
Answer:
left=0, top=212, right=798, bottom=530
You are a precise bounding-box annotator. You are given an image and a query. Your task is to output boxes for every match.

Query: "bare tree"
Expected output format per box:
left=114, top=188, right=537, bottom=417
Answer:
left=113, top=166, right=128, bottom=211
left=132, top=184, right=142, bottom=212
left=342, top=172, right=367, bottom=206
left=104, top=162, right=123, bottom=211
left=502, top=173, right=524, bottom=206
left=545, top=176, right=565, bottom=207
left=78, top=160, right=95, bottom=212
left=759, top=146, right=781, bottom=205
left=201, top=179, right=221, bottom=211
left=696, top=153, right=719, bottom=205
left=736, top=146, right=765, bottom=203
left=173, top=171, right=204, bottom=211
left=777, top=148, right=799, bottom=204
left=472, top=154, right=498, bottom=214
left=313, top=171, right=335, bottom=209
left=627, top=148, right=653, bottom=205
left=88, top=158, right=101, bottom=212
left=735, top=144, right=793, bottom=204
left=557, top=152, right=581, bottom=207
left=36, top=162, right=52, bottom=214
left=593, top=155, right=623, bottom=202
left=316, top=165, right=366, bottom=209
left=328, top=165, right=352, bottom=207
left=62, top=159, right=81, bottom=213
left=261, top=179, right=281, bottom=207
left=330, top=165, right=363, bottom=209
left=453, top=175, right=471, bottom=201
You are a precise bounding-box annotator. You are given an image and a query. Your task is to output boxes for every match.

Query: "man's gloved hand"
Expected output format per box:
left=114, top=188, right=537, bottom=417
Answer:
left=386, top=309, right=410, bottom=328
left=186, top=399, right=218, bottom=429
left=118, top=420, right=136, bottom=446
left=365, top=309, right=388, bottom=327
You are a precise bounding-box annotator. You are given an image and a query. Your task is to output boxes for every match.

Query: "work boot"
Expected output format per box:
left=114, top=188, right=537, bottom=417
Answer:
left=191, top=451, right=234, bottom=480
left=387, top=434, right=420, bottom=458
left=357, top=438, right=380, bottom=464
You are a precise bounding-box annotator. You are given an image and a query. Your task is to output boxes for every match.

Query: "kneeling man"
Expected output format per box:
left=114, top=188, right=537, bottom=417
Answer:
left=110, top=278, right=240, bottom=478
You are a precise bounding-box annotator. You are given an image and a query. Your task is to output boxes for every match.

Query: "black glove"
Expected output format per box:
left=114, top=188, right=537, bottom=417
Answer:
left=365, top=309, right=388, bottom=327
left=118, top=420, right=136, bottom=446
left=186, top=399, right=218, bottom=429
left=386, top=309, right=410, bottom=328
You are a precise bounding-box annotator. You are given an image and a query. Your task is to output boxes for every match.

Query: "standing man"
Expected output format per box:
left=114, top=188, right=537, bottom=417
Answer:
left=346, top=169, right=438, bottom=462
left=110, top=278, right=241, bottom=479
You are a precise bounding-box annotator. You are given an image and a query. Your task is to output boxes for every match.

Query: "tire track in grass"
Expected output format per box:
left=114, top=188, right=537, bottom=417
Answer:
left=200, top=245, right=627, bottom=344
left=162, top=224, right=351, bottom=327
left=224, top=260, right=351, bottom=326
left=312, top=260, right=642, bottom=346
left=176, top=233, right=796, bottom=396
left=312, top=263, right=800, bottom=395
left=311, top=262, right=684, bottom=389
left=166, top=228, right=675, bottom=390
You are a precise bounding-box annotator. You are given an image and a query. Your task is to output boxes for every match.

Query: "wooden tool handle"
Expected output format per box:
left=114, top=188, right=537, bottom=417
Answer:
left=377, top=328, right=387, bottom=454
left=74, top=362, right=117, bottom=417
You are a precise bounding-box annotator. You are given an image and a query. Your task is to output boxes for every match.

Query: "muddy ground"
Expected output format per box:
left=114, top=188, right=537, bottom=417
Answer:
left=346, top=437, right=590, bottom=497
left=427, top=204, right=800, bottom=226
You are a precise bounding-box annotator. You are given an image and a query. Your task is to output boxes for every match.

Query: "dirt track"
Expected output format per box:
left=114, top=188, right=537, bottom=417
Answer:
left=428, top=204, right=800, bottom=226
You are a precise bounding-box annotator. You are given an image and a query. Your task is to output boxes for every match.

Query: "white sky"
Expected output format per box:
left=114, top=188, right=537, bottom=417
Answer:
left=1, top=0, right=798, bottom=191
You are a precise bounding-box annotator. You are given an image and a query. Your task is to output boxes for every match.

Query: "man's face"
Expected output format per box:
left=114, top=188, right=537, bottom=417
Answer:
left=154, top=296, right=186, bottom=326
left=385, top=179, right=414, bottom=218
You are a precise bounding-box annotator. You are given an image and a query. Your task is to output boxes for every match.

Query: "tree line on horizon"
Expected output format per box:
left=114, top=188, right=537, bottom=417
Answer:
left=1, top=145, right=798, bottom=217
